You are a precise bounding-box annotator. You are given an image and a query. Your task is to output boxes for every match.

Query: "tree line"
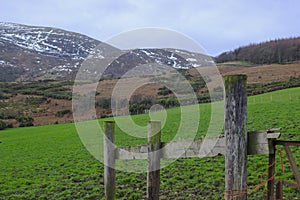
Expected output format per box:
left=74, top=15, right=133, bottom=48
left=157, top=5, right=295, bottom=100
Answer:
left=216, top=37, right=300, bottom=64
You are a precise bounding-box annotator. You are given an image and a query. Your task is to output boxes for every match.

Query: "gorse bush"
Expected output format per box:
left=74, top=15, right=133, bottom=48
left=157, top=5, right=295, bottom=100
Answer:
left=96, top=98, right=111, bottom=109
left=0, top=120, right=6, bottom=130
left=0, top=81, right=73, bottom=100
left=17, top=116, right=34, bottom=127
left=0, top=92, right=8, bottom=100
left=247, top=76, right=300, bottom=95
left=25, top=97, right=47, bottom=106
left=157, top=86, right=172, bottom=96
left=55, top=109, right=72, bottom=117
left=0, top=109, right=20, bottom=119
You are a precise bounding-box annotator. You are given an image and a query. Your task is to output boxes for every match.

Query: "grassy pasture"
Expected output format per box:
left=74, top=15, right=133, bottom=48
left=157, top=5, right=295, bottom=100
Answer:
left=0, top=87, right=300, bottom=199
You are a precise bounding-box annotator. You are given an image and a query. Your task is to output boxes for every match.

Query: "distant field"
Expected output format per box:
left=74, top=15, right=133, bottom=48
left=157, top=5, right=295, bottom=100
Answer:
left=0, top=88, right=300, bottom=199
left=217, top=62, right=300, bottom=84
left=218, top=61, right=255, bottom=67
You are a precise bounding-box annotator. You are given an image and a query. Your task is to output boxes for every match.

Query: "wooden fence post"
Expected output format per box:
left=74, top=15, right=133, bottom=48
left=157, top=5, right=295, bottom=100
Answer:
left=147, top=120, right=161, bottom=200
left=104, top=121, right=116, bottom=200
left=276, top=181, right=283, bottom=200
left=267, top=140, right=276, bottom=200
left=224, top=75, right=248, bottom=200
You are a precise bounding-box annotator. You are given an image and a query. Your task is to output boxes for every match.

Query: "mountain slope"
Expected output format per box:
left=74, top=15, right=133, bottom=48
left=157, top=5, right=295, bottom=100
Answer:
left=103, top=48, right=213, bottom=78
left=0, top=22, right=101, bottom=81
left=0, top=22, right=100, bottom=59
left=216, top=37, right=300, bottom=64
left=0, top=22, right=212, bottom=81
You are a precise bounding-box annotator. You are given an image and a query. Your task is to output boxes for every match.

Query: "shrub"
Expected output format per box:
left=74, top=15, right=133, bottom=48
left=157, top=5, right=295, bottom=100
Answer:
left=0, top=120, right=6, bottom=130
left=55, top=109, right=72, bottom=117
left=17, top=116, right=34, bottom=127
left=158, top=86, right=172, bottom=95
left=0, top=109, right=19, bottom=119
left=0, top=92, right=8, bottom=99
left=25, top=97, right=47, bottom=106
left=95, top=98, right=111, bottom=109
left=6, top=123, right=13, bottom=128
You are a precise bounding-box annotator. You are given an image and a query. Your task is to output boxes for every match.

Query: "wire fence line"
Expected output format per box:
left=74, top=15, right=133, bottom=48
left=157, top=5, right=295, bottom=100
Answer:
left=248, top=92, right=299, bottom=105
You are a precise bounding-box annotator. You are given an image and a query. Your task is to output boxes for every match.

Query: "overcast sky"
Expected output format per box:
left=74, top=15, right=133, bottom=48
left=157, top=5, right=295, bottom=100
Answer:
left=1, top=0, right=299, bottom=56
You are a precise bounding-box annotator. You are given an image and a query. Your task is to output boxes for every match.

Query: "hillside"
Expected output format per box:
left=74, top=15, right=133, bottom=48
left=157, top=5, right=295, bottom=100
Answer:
left=1, top=22, right=300, bottom=127
left=216, top=37, right=300, bottom=64
left=0, top=22, right=211, bottom=81
left=0, top=22, right=101, bottom=81
left=0, top=62, right=299, bottom=128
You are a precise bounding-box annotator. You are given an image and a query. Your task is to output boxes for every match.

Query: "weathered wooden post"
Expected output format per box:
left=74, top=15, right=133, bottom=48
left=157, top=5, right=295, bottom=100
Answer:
left=147, top=120, right=161, bottom=200
left=224, top=75, right=248, bottom=200
left=275, top=181, right=283, bottom=200
left=267, top=140, right=276, bottom=199
left=104, top=121, right=116, bottom=200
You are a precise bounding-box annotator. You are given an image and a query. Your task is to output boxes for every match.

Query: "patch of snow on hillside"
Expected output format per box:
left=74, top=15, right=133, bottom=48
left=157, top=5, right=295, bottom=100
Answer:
left=0, top=22, right=97, bottom=59
left=192, top=64, right=201, bottom=67
left=140, top=50, right=151, bottom=56
left=186, top=58, right=197, bottom=62
left=168, top=53, right=177, bottom=60
left=175, top=49, right=191, bottom=56
left=53, top=65, right=72, bottom=72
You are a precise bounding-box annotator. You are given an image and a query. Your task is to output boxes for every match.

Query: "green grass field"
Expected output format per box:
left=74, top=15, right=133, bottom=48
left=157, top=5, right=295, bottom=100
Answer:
left=219, top=61, right=254, bottom=67
left=1, top=87, right=300, bottom=199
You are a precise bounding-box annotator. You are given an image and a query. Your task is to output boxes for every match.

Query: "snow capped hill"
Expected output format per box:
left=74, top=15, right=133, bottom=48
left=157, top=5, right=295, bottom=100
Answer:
left=0, top=22, right=100, bottom=59
left=0, top=22, right=213, bottom=81
left=0, top=22, right=103, bottom=81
